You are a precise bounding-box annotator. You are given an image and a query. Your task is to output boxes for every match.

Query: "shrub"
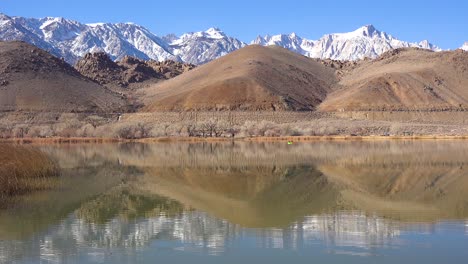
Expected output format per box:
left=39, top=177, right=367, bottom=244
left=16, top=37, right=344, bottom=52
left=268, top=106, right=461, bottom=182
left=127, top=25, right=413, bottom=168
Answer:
left=57, top=127, right=77, bottom=137
left=76, top=124, right=96, bottom=137
left=27, top=126, right=53, bottom=138
left=113, top=122, right=152, bottom=139
left=240, top=120, right=277, bottom=137
left=9, top=125, right=30, bottom=138
left=150, top=123, right=172, bottom=137
left=225, top=126, right=240, bottom=138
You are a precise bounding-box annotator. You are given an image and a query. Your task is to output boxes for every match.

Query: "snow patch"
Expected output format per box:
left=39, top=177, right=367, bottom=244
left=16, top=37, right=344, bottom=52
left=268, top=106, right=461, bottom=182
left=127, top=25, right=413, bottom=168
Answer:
left=87, top=23, right=105, bottom=28
left=40, top=19, right=56, bottom=30
left=205, top=27, right=225, bottom=39
left=0, top=20, right=10, bottom=27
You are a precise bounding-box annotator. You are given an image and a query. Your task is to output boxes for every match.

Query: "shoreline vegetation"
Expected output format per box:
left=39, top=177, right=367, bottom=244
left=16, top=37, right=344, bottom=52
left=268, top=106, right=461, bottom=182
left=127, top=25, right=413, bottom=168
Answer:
left=0, top=145, right=59, bottom=202
left=1, top=111, right=468, bottom=144
left=1, top=135, right=468, bottom=145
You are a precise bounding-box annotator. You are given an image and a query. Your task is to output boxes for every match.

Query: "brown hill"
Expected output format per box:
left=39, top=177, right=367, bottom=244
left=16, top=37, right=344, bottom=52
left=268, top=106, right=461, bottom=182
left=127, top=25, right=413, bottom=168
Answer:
left=142, top=45, right=338, bottom=111
left=319, top=48, right=468, bottom=111
left=0, top=41, right=126, bottom=112
left=75, top=52, right=195, bottom=88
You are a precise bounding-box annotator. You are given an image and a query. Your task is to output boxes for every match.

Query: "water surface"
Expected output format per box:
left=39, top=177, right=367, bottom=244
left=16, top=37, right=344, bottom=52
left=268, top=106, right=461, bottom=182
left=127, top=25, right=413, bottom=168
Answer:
left=1, top=141, right=468, bottom=263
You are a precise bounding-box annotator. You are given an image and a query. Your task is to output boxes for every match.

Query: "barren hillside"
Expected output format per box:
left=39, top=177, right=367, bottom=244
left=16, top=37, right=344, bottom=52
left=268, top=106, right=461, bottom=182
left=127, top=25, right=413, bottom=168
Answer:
left=142, top=45, right=338, bottom=111
left=0, top=41, right=126, bottom=112
left=319, top=48, right=468, bottom=111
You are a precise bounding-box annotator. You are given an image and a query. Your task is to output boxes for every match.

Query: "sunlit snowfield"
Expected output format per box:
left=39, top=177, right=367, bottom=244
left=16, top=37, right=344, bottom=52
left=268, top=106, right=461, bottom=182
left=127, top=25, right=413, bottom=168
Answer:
left=1, top=141, right=468, bottom=264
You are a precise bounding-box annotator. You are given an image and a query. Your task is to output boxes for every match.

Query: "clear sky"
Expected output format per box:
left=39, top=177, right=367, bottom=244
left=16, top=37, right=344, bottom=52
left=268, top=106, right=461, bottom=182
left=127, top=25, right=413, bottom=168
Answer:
left=1, top=0, right=467, bottom=49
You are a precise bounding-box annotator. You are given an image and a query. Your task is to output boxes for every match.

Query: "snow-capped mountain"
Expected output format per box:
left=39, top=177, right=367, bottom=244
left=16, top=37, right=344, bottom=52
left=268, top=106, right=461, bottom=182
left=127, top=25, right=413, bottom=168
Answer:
left=169, top=27, right=246, bottom=64
left=0, top=13, right=245, bottom=65
left=0, top=13, right=58, bottom=56
left=252, top=32, right=316, bottom=56
left=252, top=25, right=441, bottom=60
left=0, top=13, right=179, bottom=64
left=0, top=13, right=444, bottom=65
left=461, top=42, right=468, bottom=51
left=72, top=22, right=178, bottom=62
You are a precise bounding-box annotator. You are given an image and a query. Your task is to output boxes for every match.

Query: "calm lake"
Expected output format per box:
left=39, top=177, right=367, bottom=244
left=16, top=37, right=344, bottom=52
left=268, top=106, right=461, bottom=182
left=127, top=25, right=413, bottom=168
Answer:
left=1, top=141, right=468, bottom=263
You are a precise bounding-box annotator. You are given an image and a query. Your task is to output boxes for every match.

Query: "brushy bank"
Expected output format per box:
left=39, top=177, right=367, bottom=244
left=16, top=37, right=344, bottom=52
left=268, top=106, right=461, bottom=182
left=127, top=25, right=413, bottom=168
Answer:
left=1, top=112, right=468, bottom=140
left=0, top=145, right=59, bottom=201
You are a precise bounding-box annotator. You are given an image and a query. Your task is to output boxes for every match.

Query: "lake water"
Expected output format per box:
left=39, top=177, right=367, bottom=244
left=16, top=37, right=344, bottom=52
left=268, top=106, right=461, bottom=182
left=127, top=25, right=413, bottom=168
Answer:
left=1, top=141, right=468, bottom=263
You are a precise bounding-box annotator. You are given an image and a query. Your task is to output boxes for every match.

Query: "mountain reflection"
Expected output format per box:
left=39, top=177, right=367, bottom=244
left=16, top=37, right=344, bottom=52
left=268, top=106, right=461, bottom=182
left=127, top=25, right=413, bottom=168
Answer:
left=0, top=141, right=468, bottom=262
left=0, top=209, right=405, bottom=261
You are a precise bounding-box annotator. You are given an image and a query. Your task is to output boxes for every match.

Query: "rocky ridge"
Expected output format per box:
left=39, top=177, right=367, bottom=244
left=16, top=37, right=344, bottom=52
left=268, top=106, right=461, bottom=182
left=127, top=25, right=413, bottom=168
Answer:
left=75, top=52, right=195, bottom=87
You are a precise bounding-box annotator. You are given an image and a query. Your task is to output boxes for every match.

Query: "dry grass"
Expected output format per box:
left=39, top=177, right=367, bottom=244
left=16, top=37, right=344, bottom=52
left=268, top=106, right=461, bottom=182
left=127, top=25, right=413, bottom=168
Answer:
left=0, top=137, right=122, bottom=144
left=1, top=135, right=468, bottom=145
left=0, top=144, right=59, bottom=201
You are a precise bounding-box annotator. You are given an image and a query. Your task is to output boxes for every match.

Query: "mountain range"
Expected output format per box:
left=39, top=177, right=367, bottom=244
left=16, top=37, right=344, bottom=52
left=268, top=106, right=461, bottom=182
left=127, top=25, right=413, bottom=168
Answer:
left=0, top=13, right=245, bottom=65
left=2, top=13, right=465, bottom=65
left=252, top=25, right=442, bottom=61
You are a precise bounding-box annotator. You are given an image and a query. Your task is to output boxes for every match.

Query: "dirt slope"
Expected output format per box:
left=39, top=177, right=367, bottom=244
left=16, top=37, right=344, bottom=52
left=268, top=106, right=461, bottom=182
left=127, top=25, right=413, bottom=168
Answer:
left=142, top=45, right=338, bottom=111
left=319, top=48, right=468, bottom=111
left=0, top=41, right=126, bottom=112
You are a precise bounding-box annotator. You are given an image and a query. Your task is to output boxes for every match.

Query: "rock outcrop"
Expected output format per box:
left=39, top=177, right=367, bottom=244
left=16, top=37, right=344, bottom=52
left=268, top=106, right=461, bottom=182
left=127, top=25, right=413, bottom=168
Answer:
left=75, top=52, right=196, bottom=87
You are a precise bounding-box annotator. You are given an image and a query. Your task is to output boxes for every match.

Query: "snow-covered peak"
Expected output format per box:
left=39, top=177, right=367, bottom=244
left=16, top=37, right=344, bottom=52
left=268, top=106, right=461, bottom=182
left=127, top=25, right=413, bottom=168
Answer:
left=0, top=13, right=11, bottom=21
left=174, top=27, right=228, bottom=43
left=350, top=24, right=380, bottom=38
left=417, top=40, right=442, bottom=51
left=289, top=32, right=298, bottom=38
left=252, top=35, right=269, bottom=45
left=169, top=27, right=246, bottom=64
left=37, top=16, right=85, bottom=41
left=461, top=42, right=468, bottom=51
left=0, top=13, right=12, bottom=26
left=162, top=33, right=178, bottom=43
left=328, top=24, right=389, bottom=41
left=252, top=32, right=302, bottom=45
left=251, top=32, right=311, bottom=54
left=205, top=27, right=225, bottom=39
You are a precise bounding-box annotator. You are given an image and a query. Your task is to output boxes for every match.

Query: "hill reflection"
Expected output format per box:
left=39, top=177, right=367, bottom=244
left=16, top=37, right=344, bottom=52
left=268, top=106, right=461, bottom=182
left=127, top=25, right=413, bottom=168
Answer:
left=0, top=141, right=468, bottom=262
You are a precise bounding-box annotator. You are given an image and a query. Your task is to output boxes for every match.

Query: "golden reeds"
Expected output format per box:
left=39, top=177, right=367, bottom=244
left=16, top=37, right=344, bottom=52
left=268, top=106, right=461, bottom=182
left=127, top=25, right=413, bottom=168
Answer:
left=0, top=144, right=59, bottom=200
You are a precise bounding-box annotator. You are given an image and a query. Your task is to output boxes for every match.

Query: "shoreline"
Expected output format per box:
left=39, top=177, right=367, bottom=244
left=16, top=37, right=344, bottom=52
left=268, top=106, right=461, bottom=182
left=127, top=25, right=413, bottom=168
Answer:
left=1, top=135, right=468, bottom=144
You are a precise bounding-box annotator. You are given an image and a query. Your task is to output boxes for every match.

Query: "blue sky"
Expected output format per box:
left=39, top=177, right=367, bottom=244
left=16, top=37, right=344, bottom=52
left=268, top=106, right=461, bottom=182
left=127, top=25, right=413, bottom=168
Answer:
left=1, top=0, right=467, bottom=49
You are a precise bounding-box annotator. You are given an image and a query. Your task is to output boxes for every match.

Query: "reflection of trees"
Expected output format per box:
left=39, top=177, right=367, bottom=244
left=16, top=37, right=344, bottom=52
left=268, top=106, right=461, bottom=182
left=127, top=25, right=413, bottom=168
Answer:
left=76, top=187, right=184, bottom=224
